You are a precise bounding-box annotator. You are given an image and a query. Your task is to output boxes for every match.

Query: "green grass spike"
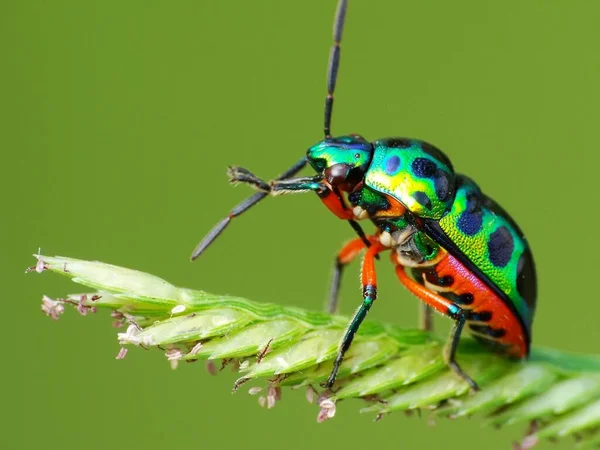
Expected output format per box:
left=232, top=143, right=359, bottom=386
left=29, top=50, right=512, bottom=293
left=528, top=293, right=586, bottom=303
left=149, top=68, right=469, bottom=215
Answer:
left=29, top=254, right=600, bottom=448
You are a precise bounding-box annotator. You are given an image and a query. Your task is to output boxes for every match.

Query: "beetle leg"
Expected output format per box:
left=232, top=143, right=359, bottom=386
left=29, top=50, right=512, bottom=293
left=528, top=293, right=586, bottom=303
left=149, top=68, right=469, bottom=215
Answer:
left=324, top=241, right=387, bottom=388
left=317, top=187, right=377, bottom=253
left=395, top=267, right=479, bottom=391
left=328, top=235, right=379, bottom=314
left=317, top=185, right=352, bottom=219
left=420, top=303, right=434, bottom=332
left=228, top=166, right=348, bottom=215
left=228, top=166, right=375, bottom=250
left=445, top=312, right=479, bottom=391
left=191, top=158, right=306, bottom=260
left=228, top=167, right=322, bottom=194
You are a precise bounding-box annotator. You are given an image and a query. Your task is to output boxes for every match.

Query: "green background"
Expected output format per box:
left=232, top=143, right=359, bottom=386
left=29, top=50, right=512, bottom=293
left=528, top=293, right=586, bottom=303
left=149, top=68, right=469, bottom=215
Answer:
left=3, top=1, right=599, bottom=449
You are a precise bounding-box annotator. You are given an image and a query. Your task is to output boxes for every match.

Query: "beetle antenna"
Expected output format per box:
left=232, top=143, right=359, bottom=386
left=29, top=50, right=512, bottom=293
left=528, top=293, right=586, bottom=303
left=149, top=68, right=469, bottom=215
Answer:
left=324, top=0, right=348, bottom=139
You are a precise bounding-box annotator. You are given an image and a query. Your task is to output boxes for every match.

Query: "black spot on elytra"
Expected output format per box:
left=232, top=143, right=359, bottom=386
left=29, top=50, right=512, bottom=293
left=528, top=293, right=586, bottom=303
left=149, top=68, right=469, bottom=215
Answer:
left=438, top=275, right=454, bottom=286
left=467, top=310, right=492, bottom=322
left=433, top=170, right=452, bottom=202
left=455, top=293, right=474, bottom=305
left=424, top=270, right=454, bottom=287
left=412, top=158, right=437, bottom=178
left=516, top=250, right=537, bottom=314
left=469, top=324, right=506, bottom=338
left=386, top=138, right=412, bottom=149
left=413, top=191, right=432, bottom=210
left=488, top=226, right=514, bottom=268
left=476, top=184, right=537, bottom=321
left=419, top=141, right=454, bottom=172
left=457, top=192, right=484, bottom=236
left=440, top=291, right=473, bottom=305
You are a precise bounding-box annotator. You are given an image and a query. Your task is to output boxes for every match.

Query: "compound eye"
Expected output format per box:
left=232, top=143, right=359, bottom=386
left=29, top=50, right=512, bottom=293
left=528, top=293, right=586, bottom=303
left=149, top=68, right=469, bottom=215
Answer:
left=325, top=164, right=350, bottom=185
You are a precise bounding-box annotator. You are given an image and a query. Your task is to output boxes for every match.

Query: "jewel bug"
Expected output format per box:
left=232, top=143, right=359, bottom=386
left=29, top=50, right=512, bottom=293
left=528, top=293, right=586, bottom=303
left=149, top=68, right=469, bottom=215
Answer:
left=191, top=0, right=536, bottom=391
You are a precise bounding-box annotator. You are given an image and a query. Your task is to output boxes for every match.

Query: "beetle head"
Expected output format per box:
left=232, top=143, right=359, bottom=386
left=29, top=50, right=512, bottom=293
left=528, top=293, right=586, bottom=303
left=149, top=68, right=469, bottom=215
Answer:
left=307, top=135, right=373, bottom=190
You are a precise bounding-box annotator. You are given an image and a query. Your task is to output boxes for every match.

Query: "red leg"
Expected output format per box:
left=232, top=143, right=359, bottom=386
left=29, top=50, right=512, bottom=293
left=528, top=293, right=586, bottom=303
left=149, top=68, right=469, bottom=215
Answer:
left=395, top=267, right=454, bottom=315
left=318, top=186, right=353, bottom=220
left=325, top=241, right=387, bottom=388
left=339, top=236, right=378, bottom=263
left=361, top=242, right=386, bottom=289
left=328, top=236, right=379, bottom=313
left=317, top=184, right=376, bottom=254
left=395, top=266, right=479, bottom=390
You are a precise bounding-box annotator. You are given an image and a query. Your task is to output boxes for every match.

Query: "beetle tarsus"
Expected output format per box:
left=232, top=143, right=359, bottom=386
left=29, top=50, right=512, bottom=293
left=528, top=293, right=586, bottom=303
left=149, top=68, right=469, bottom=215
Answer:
left=227, top=166, right=272, bottom=192
left=445, top=312, right=480, bottom=391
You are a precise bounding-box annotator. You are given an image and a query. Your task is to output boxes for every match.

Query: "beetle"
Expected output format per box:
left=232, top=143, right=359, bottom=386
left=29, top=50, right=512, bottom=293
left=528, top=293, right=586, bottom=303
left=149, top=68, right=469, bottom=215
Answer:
left=191, top=0, right=536, bottom=391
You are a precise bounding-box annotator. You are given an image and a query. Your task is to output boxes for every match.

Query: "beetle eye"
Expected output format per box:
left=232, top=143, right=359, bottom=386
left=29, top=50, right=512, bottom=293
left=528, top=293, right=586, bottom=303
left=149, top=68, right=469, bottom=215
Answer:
left=354, top=153, right=360, bottom=159
left=325, top=164, right=350, bottom=185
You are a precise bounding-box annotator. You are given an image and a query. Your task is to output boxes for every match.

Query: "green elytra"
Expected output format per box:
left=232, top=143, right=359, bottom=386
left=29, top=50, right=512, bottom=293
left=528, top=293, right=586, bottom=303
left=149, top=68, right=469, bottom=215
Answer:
left=192, top=0, right=537, bottom=391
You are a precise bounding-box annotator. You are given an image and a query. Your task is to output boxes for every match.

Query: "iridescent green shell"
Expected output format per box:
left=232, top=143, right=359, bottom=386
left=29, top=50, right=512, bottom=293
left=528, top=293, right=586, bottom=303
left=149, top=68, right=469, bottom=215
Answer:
left=306, top=135, right=372, bottom=173
left=364, top=138, right=456, bottom=219
left=425, top=175, right=537, bottom=330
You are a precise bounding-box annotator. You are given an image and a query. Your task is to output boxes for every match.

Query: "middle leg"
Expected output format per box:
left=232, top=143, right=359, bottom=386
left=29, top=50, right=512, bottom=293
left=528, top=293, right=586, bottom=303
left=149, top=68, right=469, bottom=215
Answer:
left=328, top=235, right=379, bottom=314
left=324, top=241, right=387, bottom=388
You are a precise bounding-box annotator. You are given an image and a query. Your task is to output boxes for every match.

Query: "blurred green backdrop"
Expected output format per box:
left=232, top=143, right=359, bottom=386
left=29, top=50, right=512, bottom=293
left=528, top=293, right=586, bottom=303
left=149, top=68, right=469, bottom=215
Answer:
left=3, top=1, right=599, bottom=449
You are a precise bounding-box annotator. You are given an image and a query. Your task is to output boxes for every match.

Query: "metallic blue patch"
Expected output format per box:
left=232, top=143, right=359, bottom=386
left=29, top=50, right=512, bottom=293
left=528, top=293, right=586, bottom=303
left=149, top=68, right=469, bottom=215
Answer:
left=385, top=155, right=401, bottom=174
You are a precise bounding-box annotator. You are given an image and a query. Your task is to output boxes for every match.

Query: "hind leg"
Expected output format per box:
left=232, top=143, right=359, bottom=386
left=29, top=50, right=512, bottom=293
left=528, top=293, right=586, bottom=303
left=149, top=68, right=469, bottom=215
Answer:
left=420, top=303, right=434, bottom=332
left=395, top=266, right=479, bottom=391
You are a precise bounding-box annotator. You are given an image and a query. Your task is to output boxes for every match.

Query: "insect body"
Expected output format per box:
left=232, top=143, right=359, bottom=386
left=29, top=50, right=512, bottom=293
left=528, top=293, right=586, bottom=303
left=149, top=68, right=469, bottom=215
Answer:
left=192, top=1, right=536, bottom=391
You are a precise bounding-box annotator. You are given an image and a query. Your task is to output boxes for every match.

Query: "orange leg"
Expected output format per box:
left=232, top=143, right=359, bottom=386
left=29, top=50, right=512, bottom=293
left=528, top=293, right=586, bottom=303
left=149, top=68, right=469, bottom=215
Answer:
left=327, top=235, right=379, bottom=313
left=396, top=267, right=456, bottom=315
left=325, top=241, right=388, bottom=388
left=318, top=186, right=353, bottom=220
left=395, top=266, right=479, bottom=391
left=317, top=186, right=376, bottom=252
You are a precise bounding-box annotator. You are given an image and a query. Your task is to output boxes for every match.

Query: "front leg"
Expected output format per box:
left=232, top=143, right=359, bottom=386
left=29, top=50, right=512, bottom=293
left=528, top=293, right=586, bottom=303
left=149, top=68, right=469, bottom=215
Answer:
left=229, top=167, right=352, bottom=218
left=229, top=166, right=374, bottom=248
left=228, top=167, right=325, bottom=195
